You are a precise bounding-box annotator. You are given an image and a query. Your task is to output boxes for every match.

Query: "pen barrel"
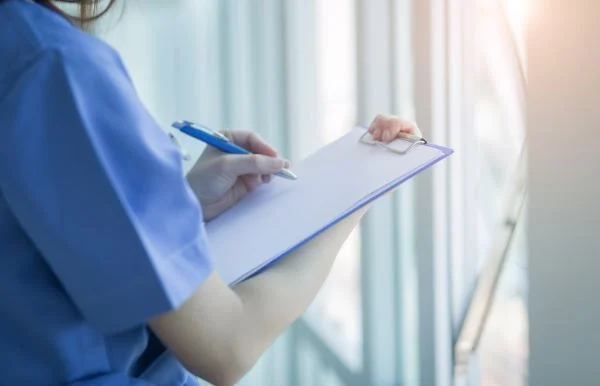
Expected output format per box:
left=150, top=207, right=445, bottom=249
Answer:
left=215, top=142, right=249, bottom=155
left=175, top=122, right=297, bottom=179
left=179, top=126, right=249, bottom=155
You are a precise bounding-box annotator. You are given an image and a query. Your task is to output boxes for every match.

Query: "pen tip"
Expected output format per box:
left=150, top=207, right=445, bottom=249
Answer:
left=276, top=169, right=298, bottom=180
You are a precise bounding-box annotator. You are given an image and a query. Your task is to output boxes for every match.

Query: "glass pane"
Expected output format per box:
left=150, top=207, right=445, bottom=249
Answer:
left=472, top=0, right=529, bottom=385
left=473, top=0, right=527, bottom=264
left=478, top=217, right=529, bottom=386
left=303, top=0, right=362, bottom=371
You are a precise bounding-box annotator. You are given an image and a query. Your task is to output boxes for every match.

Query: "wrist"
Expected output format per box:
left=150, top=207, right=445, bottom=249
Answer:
left=186, top=172, right=216, bottom=222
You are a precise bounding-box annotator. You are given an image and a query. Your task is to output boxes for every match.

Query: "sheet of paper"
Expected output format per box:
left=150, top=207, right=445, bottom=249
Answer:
left=205, top=127, right=445, bottom=284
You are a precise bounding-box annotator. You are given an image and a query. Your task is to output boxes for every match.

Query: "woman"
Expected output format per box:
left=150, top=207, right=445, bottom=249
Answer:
left=0, top=1, right=421, bottom=385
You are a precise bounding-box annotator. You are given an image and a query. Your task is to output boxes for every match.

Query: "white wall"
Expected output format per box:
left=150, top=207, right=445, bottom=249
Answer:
left=528, top=1, right=600, bottom=385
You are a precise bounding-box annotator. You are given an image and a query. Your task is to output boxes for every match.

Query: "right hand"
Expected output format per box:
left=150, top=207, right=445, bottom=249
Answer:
left=186, top=130, right=290, bottom=222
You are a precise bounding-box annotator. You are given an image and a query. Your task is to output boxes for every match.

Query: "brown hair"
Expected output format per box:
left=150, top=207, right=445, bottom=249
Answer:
left=33, top=0, right=116, bottom=29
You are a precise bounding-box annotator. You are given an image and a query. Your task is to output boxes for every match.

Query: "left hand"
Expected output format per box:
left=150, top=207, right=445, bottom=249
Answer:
left=186, top=130, right=289, bottom=222
left=367, top=114, right=422, bottom=142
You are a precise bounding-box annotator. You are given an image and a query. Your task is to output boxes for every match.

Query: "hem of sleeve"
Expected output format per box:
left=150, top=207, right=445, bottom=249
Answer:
left=83, top=237, right=214, bottom=334
left=153, top=237, right=215, bottom=310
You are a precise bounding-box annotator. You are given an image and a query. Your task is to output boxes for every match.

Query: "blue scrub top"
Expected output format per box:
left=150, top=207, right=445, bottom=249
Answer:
left=0, top=1, right=214, bottom=384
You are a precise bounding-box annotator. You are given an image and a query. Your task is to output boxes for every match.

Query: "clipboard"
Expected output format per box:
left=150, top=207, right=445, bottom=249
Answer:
left=202, top=127, right=453, bottom=285
left=358, top=129, right=429, bottom=154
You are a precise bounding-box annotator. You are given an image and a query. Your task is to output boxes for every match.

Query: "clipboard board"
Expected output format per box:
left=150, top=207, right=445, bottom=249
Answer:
left=202, top=127, right=453, bottom=285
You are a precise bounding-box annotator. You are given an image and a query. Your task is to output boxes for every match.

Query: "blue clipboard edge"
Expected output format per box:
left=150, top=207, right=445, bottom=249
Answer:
left=228, top=139, right=454, bottom=286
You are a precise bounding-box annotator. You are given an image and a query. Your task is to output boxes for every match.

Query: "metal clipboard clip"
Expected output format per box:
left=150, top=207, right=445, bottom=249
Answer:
left=359, top=130, right=428, bottom=155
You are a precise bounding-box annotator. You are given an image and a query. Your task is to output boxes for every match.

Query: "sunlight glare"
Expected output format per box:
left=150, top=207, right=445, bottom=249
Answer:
left=506, top=0, right=532, bottom=30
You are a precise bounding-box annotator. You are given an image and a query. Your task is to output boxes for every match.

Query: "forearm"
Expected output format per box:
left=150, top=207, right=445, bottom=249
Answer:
left=150, top=208, right=368, bottom=386
left=231, top=206, right=368, bottom=366
left=154, top=116, right=414, bottom=384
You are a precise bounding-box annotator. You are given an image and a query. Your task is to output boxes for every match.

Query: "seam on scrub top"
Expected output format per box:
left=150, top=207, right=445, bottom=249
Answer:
left=163, top=233, right=211, bottom=263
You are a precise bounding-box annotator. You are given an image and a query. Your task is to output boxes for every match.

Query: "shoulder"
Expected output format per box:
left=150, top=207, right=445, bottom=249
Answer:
left=0, top=0, right=127, bottom=97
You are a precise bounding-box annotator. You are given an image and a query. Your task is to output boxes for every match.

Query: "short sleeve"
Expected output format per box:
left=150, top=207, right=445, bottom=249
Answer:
left=0, top=47, right=214, bottom=334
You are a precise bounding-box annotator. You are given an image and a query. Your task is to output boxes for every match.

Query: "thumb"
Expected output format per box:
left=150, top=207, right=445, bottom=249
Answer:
left=220, top=154, right=287, bottom=177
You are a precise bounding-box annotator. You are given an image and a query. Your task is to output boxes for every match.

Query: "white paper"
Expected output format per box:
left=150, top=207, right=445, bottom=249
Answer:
left=205, top=127, right=445, bottom=284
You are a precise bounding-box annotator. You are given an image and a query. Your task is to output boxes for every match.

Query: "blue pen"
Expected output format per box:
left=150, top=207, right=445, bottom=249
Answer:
left=172, top=120, right=298, bottom=180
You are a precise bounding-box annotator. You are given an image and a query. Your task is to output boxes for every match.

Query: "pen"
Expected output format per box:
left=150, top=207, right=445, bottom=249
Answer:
left=172, top=120, right=298, bottom=180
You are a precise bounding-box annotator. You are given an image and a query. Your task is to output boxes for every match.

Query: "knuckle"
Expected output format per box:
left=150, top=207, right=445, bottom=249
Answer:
left=249, top=132, right=262, bottom=142
left=248, top=132, right=264, bottom=146
left=249, top=154, right=261, bottom=169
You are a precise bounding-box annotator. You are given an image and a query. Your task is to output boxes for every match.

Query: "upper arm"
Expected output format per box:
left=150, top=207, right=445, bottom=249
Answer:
left=0, top=47, right=214, bottom=334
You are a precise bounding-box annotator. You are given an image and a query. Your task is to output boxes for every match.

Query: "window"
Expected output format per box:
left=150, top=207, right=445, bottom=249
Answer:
left=99, top=1, right=530, bottom=384
left=302, top=0, right=363, bottom=371
left=466, top=0, right=529, bottom=384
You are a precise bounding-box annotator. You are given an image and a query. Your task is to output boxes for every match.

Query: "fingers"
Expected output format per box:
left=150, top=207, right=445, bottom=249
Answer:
left=218, top=153, right=288, bottom=178
left=368, top=114, right=422, bottom=143
left=221, top=130, right=278, bottom=157
left=240, top=174, right=263, bottom=193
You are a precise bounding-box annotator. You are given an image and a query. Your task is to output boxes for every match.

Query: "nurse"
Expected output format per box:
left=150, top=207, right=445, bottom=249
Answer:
left=0, top=1, right=422, bottom=385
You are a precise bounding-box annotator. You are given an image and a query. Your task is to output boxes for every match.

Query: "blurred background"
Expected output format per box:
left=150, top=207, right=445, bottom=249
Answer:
left=96, top=0, right=530, bottom=385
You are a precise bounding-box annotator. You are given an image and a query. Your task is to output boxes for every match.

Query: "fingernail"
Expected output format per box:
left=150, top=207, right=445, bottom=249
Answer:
left=284, top=160, right=291, bottom=169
